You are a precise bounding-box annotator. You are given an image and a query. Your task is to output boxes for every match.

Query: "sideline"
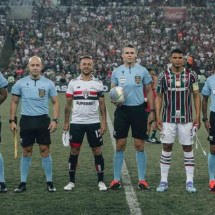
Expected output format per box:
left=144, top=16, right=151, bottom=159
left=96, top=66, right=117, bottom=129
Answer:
left=106, top=110, right=142, bottom=215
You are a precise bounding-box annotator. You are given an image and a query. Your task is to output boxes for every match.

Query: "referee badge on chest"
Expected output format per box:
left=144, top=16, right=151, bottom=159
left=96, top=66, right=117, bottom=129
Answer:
left=135, top=76, right=141, bottom=84
left=38, top=88, right=45, bottom=97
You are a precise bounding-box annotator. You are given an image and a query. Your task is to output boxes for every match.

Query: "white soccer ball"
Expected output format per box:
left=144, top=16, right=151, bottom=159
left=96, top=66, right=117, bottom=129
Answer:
left=109, top=86, right=125, bottom=103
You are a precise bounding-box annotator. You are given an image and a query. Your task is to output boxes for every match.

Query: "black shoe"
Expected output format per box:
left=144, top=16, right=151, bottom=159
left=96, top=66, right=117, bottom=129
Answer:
left=47, top=182, right=56, bottom=192
left=0, top=182, right=7, bottom=193
left=14, top=182, right=26, bottom=193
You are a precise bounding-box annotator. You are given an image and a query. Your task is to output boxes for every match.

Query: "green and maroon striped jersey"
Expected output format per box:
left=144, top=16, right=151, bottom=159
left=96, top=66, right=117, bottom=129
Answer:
left=156, top=68, right=198, bottom=123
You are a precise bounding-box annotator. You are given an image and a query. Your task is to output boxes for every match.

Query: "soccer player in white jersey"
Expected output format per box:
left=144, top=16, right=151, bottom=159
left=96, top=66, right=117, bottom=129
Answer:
left=63, top=56, right=108, bottom=191
left=155, top=49, right=201, bottom=193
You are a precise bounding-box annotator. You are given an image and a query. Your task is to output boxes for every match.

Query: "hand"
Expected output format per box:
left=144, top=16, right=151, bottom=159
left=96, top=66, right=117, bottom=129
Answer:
left=99, top=121, right=107, bottom=135
left=156, top=118, right=163, bottom=131
left=203, top=119, right=210, bottom=133
left=10, top=122, right=17, bottom=134
left=148, top=111, right=155, bottom=124
left=48, top=121, right=58, bottom=133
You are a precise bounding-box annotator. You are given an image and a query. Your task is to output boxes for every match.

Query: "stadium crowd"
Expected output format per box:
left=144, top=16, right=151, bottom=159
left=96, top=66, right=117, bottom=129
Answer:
left=0, top=1, right=214, bottom=84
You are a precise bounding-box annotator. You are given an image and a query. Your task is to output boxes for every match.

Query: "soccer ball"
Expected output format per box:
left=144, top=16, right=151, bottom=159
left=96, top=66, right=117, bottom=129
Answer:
left=109, top=86, right=125, bottom=103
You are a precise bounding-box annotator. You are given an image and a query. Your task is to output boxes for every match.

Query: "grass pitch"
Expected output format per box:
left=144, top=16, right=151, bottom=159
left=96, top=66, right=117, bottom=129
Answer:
left=0, top=93, right=213, bottom=215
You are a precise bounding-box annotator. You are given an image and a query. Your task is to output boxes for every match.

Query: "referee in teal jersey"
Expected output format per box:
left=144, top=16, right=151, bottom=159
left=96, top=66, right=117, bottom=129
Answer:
left=10, top=56, right=59, bottom=193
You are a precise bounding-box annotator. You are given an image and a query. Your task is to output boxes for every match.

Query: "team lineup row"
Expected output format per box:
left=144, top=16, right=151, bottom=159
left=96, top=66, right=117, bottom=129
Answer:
left=0, top=45, right=214, bottom=193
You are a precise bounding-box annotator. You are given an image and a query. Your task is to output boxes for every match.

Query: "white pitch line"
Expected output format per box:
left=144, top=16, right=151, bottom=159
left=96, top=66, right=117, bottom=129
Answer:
left=107, top=110, right=142, bottom=215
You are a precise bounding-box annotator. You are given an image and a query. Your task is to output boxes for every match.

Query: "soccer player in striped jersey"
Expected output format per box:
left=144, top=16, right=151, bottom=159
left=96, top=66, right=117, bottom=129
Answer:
left=155, top=49, right=201, bottom=193
left=63, top=56, right=108, bottom=191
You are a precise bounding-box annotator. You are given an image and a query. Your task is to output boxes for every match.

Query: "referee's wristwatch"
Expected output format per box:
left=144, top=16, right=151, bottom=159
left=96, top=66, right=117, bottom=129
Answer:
left=9, top=119, right=15, bottom=123
left=52, top=118, right=59, bottom=124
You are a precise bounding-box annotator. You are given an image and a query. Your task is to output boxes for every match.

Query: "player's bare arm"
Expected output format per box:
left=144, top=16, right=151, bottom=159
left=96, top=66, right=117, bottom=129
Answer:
left=145, top=84, right=155, bottom=122
left=10, top=95, right=20, bottom=132
left=99, top=96, right=107, bottom=135
left=64, top=97, right=72, bottom=131
left=0, top=88, right=7, bottom=105
left=192, top=89, right=201, bottom=128
left=49, top=95, right=60, bottom=133
left=155, top=92, right=163, bottom=130
left=202, top=95, right=210, bottom=132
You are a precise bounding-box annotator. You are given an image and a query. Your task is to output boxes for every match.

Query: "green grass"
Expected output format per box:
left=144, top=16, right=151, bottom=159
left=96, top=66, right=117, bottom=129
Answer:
left=0, top=93, right=213, bottom=215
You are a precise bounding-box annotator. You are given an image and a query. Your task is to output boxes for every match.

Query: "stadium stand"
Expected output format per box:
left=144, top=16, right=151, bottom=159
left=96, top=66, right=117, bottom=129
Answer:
left=0, top=1, right=214, bottom=84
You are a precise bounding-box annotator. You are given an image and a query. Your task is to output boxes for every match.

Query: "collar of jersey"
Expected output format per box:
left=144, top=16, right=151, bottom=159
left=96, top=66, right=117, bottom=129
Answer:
left=79, top=74, right=94, bottom=81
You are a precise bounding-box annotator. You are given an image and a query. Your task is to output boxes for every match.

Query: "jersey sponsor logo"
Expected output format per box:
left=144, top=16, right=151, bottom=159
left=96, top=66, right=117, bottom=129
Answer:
left=38, top=88, right=45, bottom=97
left=135, top=76, right=141, bottom=84
left=76, top=101, right=95, bottom=105
left=167, top=87, right=188, bottom=91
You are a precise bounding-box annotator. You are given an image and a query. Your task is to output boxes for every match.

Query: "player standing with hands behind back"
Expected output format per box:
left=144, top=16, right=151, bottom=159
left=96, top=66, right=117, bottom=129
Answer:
left=10, top=56, right=59, bottom=193
left=155, top=49, right=200, bottom=193
left=109, top=44, right=155, bottom=190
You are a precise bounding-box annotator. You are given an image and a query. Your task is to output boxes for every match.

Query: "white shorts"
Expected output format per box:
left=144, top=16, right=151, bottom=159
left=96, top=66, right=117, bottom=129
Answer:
left=160, top=122, right=194, bottom=145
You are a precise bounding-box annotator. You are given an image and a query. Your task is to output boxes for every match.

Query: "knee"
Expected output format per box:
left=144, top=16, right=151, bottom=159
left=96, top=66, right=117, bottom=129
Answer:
left=40, top=150, right=50, bottom=158
left=183, top=145, right=192, bottom=152
left=70, top=146, right=81, bottom=155
left=135, top=144, right=144, bottom=151
left=163, top=143, right=173, bottom=152
left=22, top=149, right=32, bottom=157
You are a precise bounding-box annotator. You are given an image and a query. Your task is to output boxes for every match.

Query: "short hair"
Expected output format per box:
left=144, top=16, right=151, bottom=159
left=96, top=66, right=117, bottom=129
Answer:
left=28, top=56, right=42, bottom=64
left=124, top=44, right=135, bottom=49
left=170, top=48, right=184, bottom=56
left=122, top=44, right=137, bottom=54
left=79, top=55, right=93, bottom=61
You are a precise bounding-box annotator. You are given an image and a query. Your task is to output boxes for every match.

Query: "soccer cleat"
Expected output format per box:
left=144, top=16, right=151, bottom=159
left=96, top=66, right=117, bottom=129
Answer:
left=138, top=180, right=150, bottom=191
left=0, top=182, right=7, bottom=193
left=186, top=181, right=196, bottom=193
left=108, top=180, right=121, bottom=190
left=47, top=182, right=56, bottom=192
left=148, top=137, right=161, bottom=144
left=64, top=182, right=75, bottom=191
left=209, top=180, right=215, bottom=191
left=98, top=181, right=108, bottom=191
left=156, top=181, right=168, bottom=192
left=14, top=182, right=26, bottom=193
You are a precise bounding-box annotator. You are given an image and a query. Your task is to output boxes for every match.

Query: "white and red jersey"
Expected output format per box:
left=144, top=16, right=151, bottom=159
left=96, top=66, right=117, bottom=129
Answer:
left=66, top=75, right=104, bottom=124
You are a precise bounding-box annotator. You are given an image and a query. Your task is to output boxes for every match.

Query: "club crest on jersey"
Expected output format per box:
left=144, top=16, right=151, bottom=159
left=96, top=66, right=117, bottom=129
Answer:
left=176, top=81, right=180, bottom=87
left=38, top=88, right=45, bottom=97
left=135, top=76, right=141, bottom=84
left=83, top=90, right=89, bottom=99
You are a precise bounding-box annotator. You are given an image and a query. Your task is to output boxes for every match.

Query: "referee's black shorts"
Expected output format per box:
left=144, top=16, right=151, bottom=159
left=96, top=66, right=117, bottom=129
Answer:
left=209, top=111, right=215, bottom=145
left=113, top=103, right=148, bottom=140
left=20, top=115, right=51, bottom=147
